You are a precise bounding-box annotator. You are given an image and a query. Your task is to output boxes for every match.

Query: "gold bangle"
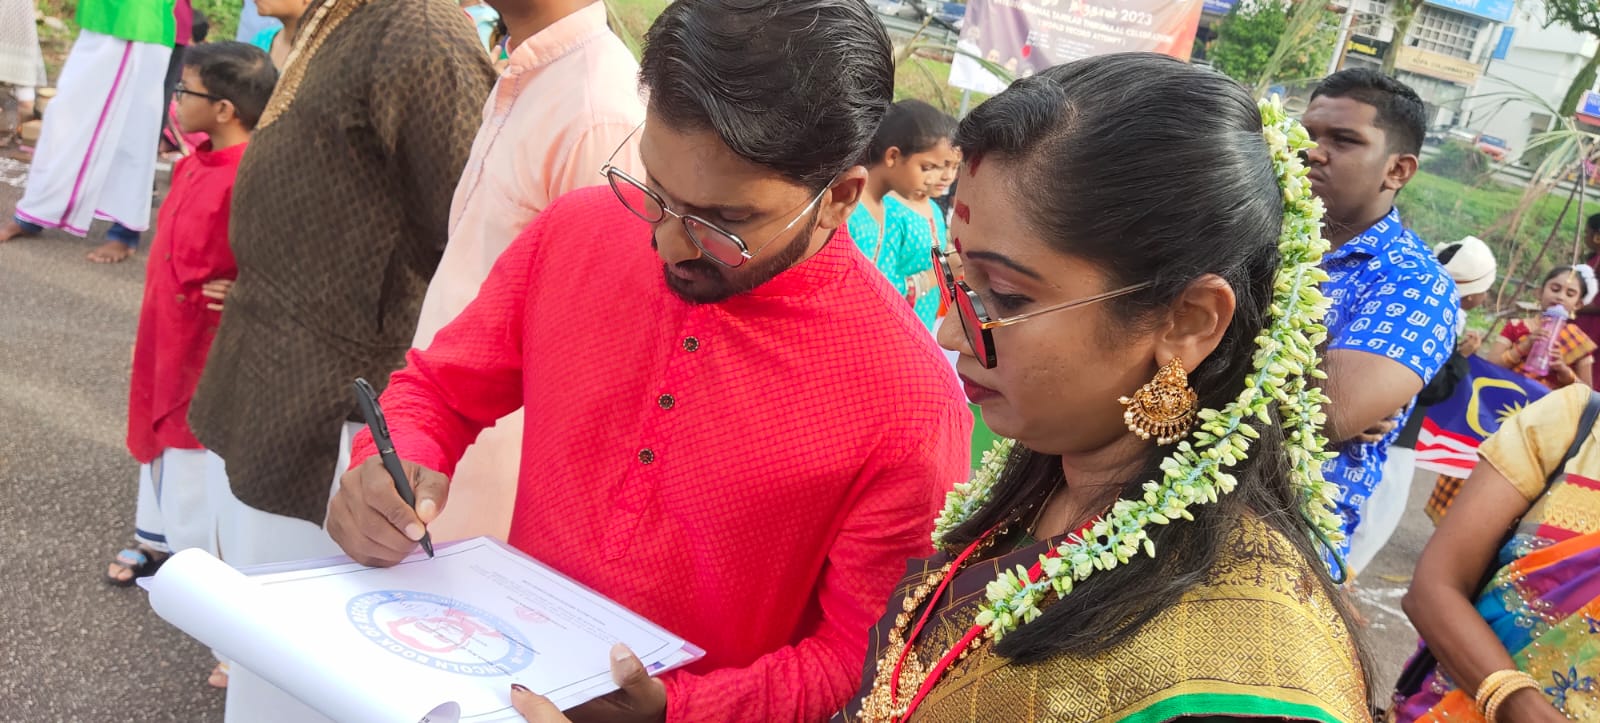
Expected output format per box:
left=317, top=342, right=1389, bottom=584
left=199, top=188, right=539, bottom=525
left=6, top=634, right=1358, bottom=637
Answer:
left=1475, top=669, right=1522, bottom=715
left=1484, top=674, right=1542, bottom=722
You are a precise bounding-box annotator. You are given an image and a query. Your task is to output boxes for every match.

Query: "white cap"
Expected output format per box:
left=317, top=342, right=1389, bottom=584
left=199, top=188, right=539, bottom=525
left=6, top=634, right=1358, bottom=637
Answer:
left=1436, top=236, right=1497, bottom=297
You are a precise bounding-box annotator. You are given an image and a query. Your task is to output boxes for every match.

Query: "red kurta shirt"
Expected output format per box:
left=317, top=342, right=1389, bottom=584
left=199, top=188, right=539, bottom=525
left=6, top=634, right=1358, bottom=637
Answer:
left=352, top=186, right=972, bottom=722
left=127, top=141, right=244, bottom=463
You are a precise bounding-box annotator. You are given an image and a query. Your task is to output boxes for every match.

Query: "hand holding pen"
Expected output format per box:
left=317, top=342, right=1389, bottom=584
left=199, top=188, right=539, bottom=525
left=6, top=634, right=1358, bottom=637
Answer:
left=326, top=378, right=448, bottom=566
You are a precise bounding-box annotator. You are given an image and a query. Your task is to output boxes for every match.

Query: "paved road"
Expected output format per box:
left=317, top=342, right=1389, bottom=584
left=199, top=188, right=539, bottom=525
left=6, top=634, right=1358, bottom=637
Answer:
left=0, top=159, right=1432, bottom=718
left=0, top=166, right=225, bottom=721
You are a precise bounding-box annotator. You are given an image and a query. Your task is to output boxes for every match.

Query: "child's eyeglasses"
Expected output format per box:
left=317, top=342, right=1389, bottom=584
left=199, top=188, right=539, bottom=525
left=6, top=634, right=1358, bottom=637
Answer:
left=175, top=85, right=226, bottom=103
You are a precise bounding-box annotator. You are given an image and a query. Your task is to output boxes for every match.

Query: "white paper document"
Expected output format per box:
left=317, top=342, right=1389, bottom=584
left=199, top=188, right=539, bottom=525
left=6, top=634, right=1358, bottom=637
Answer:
left=143, top=537, right=703, bottom=723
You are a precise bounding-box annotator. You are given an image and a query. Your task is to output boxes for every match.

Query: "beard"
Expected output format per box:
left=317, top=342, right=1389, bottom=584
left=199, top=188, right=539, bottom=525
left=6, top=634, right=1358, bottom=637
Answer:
left=659, top=214, right=818, bottom=304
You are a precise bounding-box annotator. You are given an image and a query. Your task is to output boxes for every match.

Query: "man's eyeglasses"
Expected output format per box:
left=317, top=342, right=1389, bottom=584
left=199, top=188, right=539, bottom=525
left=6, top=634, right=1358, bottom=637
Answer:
left=932, top=247, right=1153, bottom=369
left=599, top=123, right=832, bottom=268
left=175, top=85, right=226, bottom=103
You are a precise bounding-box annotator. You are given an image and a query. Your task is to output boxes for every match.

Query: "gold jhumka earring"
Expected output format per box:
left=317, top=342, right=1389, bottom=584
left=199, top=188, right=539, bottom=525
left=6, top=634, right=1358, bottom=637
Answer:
left=1118, top=356, right=1198, bottom=445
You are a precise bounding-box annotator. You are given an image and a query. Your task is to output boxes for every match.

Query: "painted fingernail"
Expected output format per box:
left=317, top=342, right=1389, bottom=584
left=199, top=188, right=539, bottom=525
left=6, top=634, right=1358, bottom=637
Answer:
left=404, top=523, right=424, bottom=541
left=510, top=683, right=530, bottom=694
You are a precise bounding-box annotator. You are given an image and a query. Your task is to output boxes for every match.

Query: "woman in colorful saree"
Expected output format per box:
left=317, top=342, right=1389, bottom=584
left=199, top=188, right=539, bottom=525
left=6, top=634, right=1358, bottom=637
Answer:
left=1396, top=382, right=1600, bottom=722
left=832, top=52, right=1369, bottom=723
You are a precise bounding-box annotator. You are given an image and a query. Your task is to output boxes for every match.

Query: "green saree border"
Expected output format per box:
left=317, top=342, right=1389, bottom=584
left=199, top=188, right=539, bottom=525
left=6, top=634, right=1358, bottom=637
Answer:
left=1116, top=692, right=1343, bottom=723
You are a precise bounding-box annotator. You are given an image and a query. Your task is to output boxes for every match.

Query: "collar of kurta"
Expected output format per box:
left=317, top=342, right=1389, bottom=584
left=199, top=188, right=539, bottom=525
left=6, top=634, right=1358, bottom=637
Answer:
left=736, top=226, right=854, bottom=300
left=505, top=2, right=613, bottom=72
left=1325, top=206, right=1405, bottom=263
left=189, top=141, right=248, bottom=167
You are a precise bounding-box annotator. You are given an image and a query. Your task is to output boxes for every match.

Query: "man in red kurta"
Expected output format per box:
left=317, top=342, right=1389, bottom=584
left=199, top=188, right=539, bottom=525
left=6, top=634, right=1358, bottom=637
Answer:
left=327, top=1, right=972, bottom=720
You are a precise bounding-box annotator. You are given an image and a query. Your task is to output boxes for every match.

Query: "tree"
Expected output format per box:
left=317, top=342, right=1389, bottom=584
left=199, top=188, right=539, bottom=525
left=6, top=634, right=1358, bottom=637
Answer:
left=1210, top=0, right=1336, bottom=94
left=1543, top=0, right=1600, bottom=116
left=1380, top=0, right=1423, bottom=76
left=1253, top=0, right=1338, bottom=97
left=1211, top=1, right=1284, bottom=85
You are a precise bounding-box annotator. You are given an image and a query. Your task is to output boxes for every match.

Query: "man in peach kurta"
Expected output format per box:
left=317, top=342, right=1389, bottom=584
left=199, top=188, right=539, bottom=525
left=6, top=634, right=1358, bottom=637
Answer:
left=415, top=0, right=644, bottom=541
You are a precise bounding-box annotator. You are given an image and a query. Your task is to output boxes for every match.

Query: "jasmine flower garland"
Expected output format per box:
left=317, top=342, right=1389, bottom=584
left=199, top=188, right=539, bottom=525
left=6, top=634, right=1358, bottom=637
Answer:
left=933, top=98, right=1341, bottom=641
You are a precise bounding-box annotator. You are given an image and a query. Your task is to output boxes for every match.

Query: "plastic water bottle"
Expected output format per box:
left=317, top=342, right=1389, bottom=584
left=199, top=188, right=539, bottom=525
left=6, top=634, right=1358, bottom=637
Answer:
left=1524, top=305, right=1570, bottom=377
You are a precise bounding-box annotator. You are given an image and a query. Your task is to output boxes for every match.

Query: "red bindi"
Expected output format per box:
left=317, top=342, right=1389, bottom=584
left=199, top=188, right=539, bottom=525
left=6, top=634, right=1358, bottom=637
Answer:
left=953, top=201, right=971, bottom=225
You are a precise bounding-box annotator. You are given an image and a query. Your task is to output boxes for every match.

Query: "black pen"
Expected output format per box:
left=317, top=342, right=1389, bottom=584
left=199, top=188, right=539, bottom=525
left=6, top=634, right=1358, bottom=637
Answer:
left=353, top=377, right=434, bottom=558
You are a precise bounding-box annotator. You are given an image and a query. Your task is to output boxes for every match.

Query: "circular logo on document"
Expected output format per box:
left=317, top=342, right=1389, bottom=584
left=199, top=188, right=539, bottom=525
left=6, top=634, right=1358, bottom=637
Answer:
left=347, top=590, right=536, bottom=676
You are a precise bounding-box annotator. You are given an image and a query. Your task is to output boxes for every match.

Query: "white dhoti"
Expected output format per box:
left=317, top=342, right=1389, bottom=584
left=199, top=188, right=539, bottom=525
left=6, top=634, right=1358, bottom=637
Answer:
left=213, top=421, right=365, bottom=723
left=133, top=447, right=217, bottom=555
left=1345, top=445, right=1417, bottom=576
left=15, top=30, right=168, bottom=236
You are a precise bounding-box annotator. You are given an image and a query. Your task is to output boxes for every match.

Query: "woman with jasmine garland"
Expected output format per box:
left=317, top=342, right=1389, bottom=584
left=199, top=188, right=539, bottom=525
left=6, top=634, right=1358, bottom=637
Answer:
left=835, top=53, right=1370, bottom=722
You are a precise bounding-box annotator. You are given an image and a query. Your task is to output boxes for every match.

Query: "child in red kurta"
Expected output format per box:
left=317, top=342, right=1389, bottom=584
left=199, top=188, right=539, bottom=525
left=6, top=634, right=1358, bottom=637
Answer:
left=107, top=42, right=277, bottom=589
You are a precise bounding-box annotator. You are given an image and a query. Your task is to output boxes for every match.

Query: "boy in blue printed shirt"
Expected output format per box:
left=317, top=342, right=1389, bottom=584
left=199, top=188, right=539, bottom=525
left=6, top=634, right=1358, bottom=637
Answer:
left=1301, top=69, right=1459, bottom=566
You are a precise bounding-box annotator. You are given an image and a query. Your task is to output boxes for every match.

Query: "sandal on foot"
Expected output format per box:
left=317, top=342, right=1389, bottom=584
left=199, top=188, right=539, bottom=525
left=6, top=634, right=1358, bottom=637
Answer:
left=106, top=546, right=169, bottom=587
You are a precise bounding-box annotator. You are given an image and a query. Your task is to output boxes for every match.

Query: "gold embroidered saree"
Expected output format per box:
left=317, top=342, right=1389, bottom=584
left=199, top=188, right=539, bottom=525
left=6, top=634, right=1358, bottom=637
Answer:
left=835, top=517, right=1370, bottom=722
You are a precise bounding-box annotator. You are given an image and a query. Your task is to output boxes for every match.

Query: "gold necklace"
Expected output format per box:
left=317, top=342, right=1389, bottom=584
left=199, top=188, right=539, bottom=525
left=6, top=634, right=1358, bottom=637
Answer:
left=858, top=492, right=1109, bottom=722
left=857, top=496, right=1045, bottom=722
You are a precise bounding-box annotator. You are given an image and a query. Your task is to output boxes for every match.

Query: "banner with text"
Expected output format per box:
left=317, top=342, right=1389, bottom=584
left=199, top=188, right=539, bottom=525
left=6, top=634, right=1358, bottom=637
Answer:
left=949, top=0, right=1206, bottom=95
left=1394, top=45, right=1482, bottom=86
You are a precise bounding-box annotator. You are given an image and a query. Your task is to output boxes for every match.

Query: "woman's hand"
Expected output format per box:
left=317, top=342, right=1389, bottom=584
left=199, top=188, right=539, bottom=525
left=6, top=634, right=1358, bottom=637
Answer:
left=1402, top=459, right=1538, bottom=718
left=907, top=269, right=937, bottom=304
left=1497, top=687, right=1571, bottom=722
left=511, top=684, right=571, bottom=723
left=512, top=645, right=665, bottom=723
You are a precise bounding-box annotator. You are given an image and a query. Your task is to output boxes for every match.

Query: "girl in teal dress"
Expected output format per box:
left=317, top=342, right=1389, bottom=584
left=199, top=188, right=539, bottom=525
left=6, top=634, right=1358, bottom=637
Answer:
left=848, top=100, right=957, bottom=330
left=249, top=0, right=310, bottom=68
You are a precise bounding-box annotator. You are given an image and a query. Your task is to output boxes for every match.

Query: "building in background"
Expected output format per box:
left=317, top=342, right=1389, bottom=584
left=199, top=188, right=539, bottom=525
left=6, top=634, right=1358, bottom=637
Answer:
left=1461, top=3, right=1597, bottom=165
left=1338, top=0, right=1512, bottom=128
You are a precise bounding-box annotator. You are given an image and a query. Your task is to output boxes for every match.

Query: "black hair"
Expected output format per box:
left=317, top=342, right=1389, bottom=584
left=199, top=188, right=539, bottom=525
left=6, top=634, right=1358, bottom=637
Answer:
left=491, top=17, right=507, bottom=51
left=1587, top=212, right=1600, bottom=235
left=182, top=41, right=277, bottom=130
left=638, top=0, right=894, bottom=191
left=191, top=11, right=210, bottom=43
left=1311, top=68, right=1426, bottom=156
left=946, top=53, right=1367, bottom=679
left=1436, top=242, right=1462, bottom=265
left=1546, top=265, right=1592, bottom=299
left=864, top=99, right=956, bottom=166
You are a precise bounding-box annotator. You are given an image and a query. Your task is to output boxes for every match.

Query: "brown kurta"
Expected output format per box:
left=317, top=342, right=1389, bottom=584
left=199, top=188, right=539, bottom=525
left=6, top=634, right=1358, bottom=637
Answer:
left=189, top=0, right=494, bottom=524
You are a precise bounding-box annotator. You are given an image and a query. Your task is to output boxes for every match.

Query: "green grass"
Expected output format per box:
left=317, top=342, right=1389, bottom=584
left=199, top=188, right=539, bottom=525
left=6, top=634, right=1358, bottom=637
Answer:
left=194, top=0, right=244, bottom=44
left=896, top=56, right=988, bottom=114
left=607, top=0, right=668, bottom=49
left=1399, top=171, right=1593, bottom=291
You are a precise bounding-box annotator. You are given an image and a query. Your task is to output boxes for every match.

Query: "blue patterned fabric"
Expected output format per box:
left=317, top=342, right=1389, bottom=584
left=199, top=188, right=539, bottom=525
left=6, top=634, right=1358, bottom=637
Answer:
left=1319, top=207, right=1459, bottom=553
left=848, top=197, right=937, bottom=329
